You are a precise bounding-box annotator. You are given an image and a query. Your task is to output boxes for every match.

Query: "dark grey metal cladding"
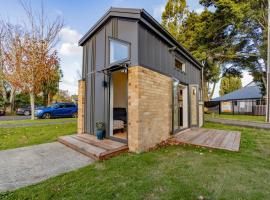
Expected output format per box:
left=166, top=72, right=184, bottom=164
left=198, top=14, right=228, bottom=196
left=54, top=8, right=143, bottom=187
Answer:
left=82, top=18, right=139, bottom=134
left=81, top=8, right=204, bottom=134
left=138, top=23, right=201, bottom=87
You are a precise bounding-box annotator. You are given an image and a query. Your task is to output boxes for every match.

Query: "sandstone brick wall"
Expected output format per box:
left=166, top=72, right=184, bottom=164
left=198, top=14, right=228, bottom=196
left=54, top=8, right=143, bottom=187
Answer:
left=128, top=66, right=172, bottom=152
left=78, top=80, right=85, bottom=134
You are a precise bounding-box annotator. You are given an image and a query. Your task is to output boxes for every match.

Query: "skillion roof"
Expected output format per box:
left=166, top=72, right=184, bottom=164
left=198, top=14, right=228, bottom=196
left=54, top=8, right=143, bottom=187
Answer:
left=78, top=7, right=203, bottom=69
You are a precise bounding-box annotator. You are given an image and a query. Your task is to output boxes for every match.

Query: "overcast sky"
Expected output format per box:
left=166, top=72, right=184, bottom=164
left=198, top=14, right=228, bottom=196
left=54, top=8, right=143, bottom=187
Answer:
left=0, top=0, right=252, bottom=97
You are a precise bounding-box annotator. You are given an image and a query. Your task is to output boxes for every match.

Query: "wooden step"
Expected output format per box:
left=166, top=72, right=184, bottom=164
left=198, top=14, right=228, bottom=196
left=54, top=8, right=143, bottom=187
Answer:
left=58, top=136, right=106, bottom=160
left=58, top=134, right=129, bottom=160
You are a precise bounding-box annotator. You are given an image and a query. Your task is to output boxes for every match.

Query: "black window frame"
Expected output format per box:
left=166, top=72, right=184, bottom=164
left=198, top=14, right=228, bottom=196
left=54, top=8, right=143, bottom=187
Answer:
left=65, top=103, right=76, bottom=108
left=175, top=58, right=186, bottom=73
left=108, top=37, right=131, bottom=67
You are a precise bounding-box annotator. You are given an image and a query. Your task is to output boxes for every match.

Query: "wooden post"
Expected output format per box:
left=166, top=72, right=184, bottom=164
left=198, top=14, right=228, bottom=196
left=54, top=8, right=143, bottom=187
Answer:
left=267, top=0, right=270, bottom=122
left=78, top=80, right=85, bottom=134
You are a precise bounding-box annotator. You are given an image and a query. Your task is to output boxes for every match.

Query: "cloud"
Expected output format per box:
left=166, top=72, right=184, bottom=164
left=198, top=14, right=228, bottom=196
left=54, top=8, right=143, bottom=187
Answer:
left=153, top=3, right=166, bottom=22
left=60, top=42, right=81, bottom=56
left=57, top=27, right=83, bottom=94
left=194, top=7, right=204, bottom=14
left=59, top=27, right=82, bottom=56
left=60, top=27, right=81, bottom=43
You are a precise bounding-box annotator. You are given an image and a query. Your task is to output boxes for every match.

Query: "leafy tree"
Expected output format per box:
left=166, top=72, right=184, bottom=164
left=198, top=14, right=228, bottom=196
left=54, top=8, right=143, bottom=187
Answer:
left=162, top=0, right=188, bottom=38
left=2, top=1, right=63, bottom=119
left=219, top=76, right=242, bottom=96
left=41, top=64, right=63, bottom=106
left=162, top=1, right=232, bottom=100
left=200, top=0, right=267, bottom=94
left=162, top=0, right=267, bottom=100
left=15, top=93, right=43, bottom=108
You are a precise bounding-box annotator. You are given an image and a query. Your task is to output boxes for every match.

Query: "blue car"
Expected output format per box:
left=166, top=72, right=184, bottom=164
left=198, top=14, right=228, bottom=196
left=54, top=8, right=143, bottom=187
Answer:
left=35, top=102, right=78, bottom=119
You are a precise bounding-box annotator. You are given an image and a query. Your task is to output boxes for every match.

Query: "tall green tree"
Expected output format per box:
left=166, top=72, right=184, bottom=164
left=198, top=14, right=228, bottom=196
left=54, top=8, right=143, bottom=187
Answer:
left=41, top=64, right=63, bottom=106
left=200, top=0, right=267, bottom=94
left=219, top=76, right=242, bottom=96
left=162, top=0, right=188, bottom=38
left=162, top=0, right=236, bottom=100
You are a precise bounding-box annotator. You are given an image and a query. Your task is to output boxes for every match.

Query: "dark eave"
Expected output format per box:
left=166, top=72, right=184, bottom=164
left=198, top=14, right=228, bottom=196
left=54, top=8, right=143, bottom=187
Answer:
left=79, top=7, right=203, bottom=69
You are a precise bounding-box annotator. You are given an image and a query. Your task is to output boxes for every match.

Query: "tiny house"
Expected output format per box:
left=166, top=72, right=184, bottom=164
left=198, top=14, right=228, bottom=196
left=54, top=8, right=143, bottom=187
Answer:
left=77, top=8, right=204, bottom=152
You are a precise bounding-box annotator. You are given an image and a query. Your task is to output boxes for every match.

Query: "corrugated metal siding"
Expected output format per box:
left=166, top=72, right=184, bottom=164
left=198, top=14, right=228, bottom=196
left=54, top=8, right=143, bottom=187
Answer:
left=138, top=24, right=201, bottom=87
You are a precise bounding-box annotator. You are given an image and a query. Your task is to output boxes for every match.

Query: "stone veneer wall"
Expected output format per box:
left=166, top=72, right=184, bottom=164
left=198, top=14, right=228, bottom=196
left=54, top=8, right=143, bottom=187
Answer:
left=78, top=80, right=85, bottom=134
left=128, top=66, right=172, bottom=153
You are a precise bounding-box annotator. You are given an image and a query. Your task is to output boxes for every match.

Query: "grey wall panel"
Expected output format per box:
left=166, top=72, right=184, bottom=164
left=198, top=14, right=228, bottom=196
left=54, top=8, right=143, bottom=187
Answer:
left=138, top=23, right=201, bottom=87
left=84, top=40, right=92, bottom=134
left=117, top=19, right=139, bottom=66
left=94, top=24, right=106, bottom=131
left=83, top=18, right=140, bottom=134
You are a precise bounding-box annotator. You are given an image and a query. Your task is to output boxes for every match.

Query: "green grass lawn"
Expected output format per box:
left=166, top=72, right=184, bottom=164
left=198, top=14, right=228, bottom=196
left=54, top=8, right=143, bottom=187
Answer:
left=0, top=118, right=76, bottom=125
left=0, top=122, right=77, bottom=150
left=205, top=113, right=266, bottom=122
left=1, top=122, right=270, bottom=200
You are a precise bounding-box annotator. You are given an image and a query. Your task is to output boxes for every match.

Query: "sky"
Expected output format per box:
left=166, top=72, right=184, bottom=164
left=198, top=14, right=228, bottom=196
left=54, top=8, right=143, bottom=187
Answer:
left=0, top=0, right=253, bottom=98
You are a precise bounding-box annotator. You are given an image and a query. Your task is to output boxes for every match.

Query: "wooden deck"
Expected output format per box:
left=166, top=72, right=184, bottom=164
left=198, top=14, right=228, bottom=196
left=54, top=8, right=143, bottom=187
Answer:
left=58, top=134, right=128, bottom=160
left=173, top=128, right=241, bottom=152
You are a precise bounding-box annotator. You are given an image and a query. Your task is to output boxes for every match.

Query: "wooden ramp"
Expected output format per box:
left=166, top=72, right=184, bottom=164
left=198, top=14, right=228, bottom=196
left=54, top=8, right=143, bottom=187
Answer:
left=58, top=134, right=128, bottom=160
left=173, top=128, right=241, bottom=152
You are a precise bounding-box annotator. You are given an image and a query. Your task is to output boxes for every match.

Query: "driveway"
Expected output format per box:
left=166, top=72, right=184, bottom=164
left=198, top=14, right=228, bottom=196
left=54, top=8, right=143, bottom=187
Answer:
left=206, top=117, right=270, bottom=130
left=0, top=115, right=30, bottom=121
left=0, top=119, right=76, bottom=128
left=0, top=142, right=94, bottom=192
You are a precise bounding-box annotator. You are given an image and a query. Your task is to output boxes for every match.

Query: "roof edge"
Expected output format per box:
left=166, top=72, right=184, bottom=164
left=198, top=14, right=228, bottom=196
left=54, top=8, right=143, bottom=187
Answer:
left=78, top=7, right=203, bottom=69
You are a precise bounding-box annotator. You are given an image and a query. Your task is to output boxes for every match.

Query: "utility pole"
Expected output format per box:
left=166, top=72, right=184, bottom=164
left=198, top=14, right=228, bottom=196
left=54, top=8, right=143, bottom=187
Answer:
left=267, top=0, right=270, bottom=122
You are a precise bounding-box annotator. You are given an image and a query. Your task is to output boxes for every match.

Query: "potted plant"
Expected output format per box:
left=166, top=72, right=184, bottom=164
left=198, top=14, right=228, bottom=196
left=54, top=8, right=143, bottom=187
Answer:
left=96, top=122, right=105, bottom=140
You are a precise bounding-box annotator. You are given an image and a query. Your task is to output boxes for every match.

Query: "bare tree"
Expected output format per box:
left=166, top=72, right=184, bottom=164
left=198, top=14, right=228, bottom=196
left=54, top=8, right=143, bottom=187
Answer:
left=0, top=21, right=17, bottom=112
left=2, top=0, right=63, bottom=119
left=0, top=21, right=7, bottom=104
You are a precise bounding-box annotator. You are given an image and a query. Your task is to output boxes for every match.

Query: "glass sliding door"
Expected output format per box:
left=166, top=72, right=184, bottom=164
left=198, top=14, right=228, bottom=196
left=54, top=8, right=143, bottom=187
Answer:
left=173, top=80, right=188, bottom=133
left=173, top=80, right=180, bottom=132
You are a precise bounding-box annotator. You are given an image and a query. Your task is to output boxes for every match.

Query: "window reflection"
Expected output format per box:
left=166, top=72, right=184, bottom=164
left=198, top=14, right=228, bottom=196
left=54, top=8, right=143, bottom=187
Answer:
left=110, top=39, right=129, bottom=64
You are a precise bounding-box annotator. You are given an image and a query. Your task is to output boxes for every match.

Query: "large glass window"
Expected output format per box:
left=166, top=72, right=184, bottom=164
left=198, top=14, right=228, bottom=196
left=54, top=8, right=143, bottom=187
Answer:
left=109, top=38, right=130, bottom=65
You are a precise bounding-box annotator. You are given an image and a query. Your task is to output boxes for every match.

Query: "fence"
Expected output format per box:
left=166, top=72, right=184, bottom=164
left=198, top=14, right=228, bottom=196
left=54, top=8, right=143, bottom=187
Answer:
left=205, top=99, right=266, bottom=116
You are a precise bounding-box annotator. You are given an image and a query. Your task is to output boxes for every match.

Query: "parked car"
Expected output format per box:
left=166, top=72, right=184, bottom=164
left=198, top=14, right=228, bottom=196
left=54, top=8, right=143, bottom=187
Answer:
left=35, top=102, right=78, bottom=119
left=16, top=105, right=44, bottom=116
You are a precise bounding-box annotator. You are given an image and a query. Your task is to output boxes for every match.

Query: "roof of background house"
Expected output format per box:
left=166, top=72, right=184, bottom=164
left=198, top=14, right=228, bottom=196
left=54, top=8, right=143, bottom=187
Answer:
left=78, top=7, right=203, bottom=69
left=211, top=82, right=263, bottom=102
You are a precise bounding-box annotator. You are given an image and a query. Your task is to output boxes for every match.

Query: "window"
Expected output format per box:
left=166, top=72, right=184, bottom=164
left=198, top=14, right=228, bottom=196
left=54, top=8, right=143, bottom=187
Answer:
left=58, top=104, right=65, bottom=108
left=109, top=38, right=130, bottom=65
left=65, top=104, right=75, bottom=108
left=175, top=59, right=185, bottom=72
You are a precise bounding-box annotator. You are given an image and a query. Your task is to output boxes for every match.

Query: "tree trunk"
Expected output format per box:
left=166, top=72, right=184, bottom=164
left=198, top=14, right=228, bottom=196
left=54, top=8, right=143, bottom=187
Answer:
left=5, top=87, right=16, bottom=114
left=43, top=91, right=48, bottom=106
left=203, top=81, right=209, bottom=101
left=209, top=82, right=217, bottom=100
left=47, top=92, right=51, bottom=106
left=0, top=80, right=7, bottom=104
left=30, top=92, right=35, bottom=120
left=9, top=87, right=15, bottom=112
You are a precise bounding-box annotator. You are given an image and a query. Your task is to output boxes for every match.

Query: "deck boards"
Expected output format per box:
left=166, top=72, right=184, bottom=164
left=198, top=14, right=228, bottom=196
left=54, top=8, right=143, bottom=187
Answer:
left=58, top=134, right=128, bottom=160
left=174, top=128, right=241, bottom=152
